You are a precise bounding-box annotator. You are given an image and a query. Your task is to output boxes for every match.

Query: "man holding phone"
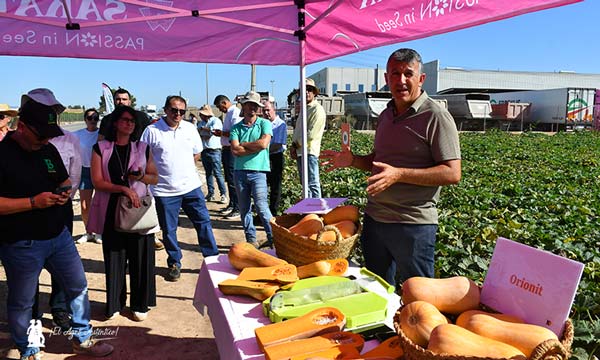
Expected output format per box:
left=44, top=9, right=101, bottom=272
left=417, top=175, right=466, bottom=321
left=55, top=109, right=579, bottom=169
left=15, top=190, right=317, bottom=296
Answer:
left=0, top=89, right=114, bottom=359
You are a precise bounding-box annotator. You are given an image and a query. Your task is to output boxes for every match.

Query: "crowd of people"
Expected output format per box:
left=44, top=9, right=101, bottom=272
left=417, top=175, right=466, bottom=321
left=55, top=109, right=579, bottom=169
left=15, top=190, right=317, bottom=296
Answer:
left=0, top=48, right=462, bottom=360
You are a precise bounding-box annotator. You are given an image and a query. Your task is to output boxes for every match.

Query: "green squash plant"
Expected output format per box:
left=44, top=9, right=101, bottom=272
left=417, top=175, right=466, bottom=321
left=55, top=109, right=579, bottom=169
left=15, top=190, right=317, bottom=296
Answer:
left=279, top=129, right=600, bottom=358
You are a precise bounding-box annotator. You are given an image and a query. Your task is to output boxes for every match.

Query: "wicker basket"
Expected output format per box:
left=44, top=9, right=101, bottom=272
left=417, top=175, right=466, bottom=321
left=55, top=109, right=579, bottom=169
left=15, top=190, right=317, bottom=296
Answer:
left=392, top=305, right=574, bottom=360
left=270, top=214, right=361, bottom=266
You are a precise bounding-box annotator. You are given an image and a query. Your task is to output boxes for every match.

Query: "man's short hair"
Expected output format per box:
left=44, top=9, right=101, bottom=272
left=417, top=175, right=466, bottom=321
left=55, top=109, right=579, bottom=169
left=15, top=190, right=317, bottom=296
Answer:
left=387, top=48, right=423, bottom=72
left=113, top=88, right=131, bottom=101
left=213, top=95, right=230, bottom=106
left=164, top=95, right=187, bottom=109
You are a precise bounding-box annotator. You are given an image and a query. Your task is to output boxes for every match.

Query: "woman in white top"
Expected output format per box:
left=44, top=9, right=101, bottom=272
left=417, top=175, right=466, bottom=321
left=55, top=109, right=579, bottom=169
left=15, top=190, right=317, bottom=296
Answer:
left=74, top=108, right=101, bottom=243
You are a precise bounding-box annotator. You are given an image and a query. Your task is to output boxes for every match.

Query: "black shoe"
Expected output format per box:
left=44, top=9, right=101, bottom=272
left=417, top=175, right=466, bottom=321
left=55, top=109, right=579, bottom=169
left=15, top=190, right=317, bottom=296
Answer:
left=167, top=265, right=181, bottom=282
left=52, top=310, right=72, bottom=332
left=258, top=241, right=273, bottom=249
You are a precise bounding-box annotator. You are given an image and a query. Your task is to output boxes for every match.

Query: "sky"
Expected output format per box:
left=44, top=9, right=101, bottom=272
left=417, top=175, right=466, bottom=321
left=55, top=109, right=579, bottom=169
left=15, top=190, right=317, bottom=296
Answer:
left=0, top=0, right=597, bottom=110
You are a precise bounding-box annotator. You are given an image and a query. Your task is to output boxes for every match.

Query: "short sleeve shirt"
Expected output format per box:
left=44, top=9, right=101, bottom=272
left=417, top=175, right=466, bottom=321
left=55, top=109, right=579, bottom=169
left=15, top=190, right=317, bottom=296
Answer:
left=198, top=116, right=223, bottom=150
left=221, top=105, right=242, bottom=147
left=270, top=116, right=287, bottom=154
left=140, top=118, right=203, bottom=196
left=230, top=117, right=272, bottom=171
left=0, top=133, right=69, bottom=242
left=365, top=91, right=461, bottom=224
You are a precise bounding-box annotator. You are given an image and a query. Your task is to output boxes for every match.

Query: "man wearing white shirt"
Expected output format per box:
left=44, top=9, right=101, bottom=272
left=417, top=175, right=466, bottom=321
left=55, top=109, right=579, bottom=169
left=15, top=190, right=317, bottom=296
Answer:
left=213, top=95, right=242, bottom=219
left=197, top=104, right=227, bottom=204
left=261, top=99, right=287, bottom=215
left=141, top=95, right=218, bottom=282
left=73, top=109, right=101, bottom=244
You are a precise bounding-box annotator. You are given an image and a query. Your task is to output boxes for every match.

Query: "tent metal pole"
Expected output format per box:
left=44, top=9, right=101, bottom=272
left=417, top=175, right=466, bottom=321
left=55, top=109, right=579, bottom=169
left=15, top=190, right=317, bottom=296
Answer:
left=299, top=39, right=309, bottom=199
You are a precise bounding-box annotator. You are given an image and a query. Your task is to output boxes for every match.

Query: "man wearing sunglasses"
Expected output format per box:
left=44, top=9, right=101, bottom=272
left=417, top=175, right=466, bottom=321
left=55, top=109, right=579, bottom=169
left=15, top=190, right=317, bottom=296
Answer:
left=73, top=109, right=101, bottom=245
left=0, top=103, right=18, bottom=141
left=141, top=95, right=219, bottom=282
left=0, top=89, right=114, bottom=359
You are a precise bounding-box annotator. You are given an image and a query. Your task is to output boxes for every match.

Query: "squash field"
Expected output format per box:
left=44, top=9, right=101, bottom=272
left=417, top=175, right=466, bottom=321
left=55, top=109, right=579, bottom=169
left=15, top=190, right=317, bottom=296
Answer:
left=279, top=129, right=600, bottom=358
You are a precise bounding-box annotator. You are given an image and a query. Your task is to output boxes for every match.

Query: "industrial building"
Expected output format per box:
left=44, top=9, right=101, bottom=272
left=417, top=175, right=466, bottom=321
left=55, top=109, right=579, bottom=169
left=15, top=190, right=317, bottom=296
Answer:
left=309, top=61, right=600, bottom=96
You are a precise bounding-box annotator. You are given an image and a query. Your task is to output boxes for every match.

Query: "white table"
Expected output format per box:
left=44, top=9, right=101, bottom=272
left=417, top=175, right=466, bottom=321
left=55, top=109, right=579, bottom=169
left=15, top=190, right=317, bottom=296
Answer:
left=193, top=253, right=400, bottom=360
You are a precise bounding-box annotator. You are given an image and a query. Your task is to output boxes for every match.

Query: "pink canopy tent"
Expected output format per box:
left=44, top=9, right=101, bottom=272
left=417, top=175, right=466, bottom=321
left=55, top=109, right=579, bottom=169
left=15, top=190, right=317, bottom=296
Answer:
left=0, top=0, right=580, bottom=196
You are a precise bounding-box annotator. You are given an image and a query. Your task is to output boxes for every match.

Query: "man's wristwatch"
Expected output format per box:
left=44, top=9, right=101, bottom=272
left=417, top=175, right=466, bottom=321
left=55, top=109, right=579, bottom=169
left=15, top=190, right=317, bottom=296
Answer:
left=29, top=196, right=36, bottom=209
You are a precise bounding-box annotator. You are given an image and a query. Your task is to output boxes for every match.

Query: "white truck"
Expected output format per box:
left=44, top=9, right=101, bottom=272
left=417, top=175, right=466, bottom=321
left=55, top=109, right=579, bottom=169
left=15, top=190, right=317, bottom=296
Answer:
left=490, top=88, right=597, bottom=131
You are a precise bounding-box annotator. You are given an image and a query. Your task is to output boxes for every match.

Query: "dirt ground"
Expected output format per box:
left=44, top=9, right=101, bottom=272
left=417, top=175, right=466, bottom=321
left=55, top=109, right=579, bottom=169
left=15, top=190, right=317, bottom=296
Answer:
left=0, top=165, right=266, bottom=359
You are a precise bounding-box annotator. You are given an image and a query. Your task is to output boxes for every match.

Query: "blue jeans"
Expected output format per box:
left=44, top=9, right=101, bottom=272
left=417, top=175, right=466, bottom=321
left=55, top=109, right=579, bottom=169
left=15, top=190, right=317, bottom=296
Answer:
left=360, top=214, right=437, bottom=287
left=234, top=170, right=273, bottom=244
left=296, top=154, right=322, bottom=198
left=201, top=149, right=226, bottom=198
left=0, top=228, right=92, bottom=357
left=154, top=187, right=219, bottom=268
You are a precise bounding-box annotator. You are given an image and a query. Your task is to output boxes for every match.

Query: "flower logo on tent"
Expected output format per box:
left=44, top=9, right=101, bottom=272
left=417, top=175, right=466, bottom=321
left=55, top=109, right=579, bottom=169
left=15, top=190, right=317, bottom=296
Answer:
left=81, top=32, right=99, bottom=47
left=432, top=0, right=449, bottom=16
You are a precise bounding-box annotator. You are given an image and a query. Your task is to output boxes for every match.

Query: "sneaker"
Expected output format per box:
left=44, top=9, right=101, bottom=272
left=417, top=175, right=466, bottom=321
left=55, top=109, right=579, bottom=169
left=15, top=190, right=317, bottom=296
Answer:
left=52, top=310, right=72, bottom=332
left=132, top=311, right=148, bottom=321
left=223, top=210, right=241, bottom=220
left=218, top=205, right=233, bottom=214
left=154, top=240, right=165, bottom=251
left=92, top=234, right=103, bottom=244
left=205, top=194, right=215, bottom=202
left=219, top=194, right=227, bottom=204
left=72, top=338, right=114, bottom=357
left=167, top=265, right=181, bottom=282
left=20, top=353, right=43, bottom=360
left=75, top=233, right=91, bottom=244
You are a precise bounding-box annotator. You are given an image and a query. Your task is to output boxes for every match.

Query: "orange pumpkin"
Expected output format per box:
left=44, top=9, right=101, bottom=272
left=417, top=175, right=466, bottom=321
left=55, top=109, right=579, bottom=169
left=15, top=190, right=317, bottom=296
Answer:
left=399, top=301, right=448, bottom=347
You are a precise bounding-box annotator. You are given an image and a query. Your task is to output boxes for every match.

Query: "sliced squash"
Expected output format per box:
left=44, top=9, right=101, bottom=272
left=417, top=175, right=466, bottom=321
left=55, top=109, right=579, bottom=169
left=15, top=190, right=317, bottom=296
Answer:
left=228, top=242, right=287, bottom=270
left=289, top=214, right=324, bottom=236
left=457, top=312, right=559, bottom=357
left=237, top=264, right=298, bottom=284
left=399, top=300, right=448, bottom=347
left=360, top=335, right=404, bottom=359
left=322, top=205, right=360, bottom=225
left=255, top=307, right=346, bottom=351
left=297, top=259, right=349, bottom=279
left=401, top=276, right=480, bottom=315
left=427, top=324, right=526, bottom=359
left=264, top=331, right=363, bottom=360
left=218, top=279, right=279, bottom=301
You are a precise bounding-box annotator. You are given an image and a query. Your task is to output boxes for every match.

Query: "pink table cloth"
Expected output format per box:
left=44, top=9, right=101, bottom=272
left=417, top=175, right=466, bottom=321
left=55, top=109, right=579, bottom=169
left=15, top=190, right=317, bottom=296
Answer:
left=193, top=253, right=399, bottom=359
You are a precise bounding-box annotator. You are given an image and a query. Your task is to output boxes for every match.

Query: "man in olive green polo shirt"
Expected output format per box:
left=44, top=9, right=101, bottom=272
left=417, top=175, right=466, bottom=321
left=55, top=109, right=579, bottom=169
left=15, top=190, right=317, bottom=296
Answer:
left=321, top=48, right=461, bottom=286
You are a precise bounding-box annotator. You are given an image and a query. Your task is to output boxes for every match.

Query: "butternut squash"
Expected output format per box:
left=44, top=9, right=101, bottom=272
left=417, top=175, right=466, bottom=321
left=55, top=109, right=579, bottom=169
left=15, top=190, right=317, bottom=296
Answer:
left=218, top=279, right=279, bottom=301
left=255, top=307, right=346, bottom=351
left=237, top=264, right=299, bottom=284
left=457, top=312, right=559, bottom=357
left=360, top=335, right=404, bottom=359
left=399, top=300, right=448, bottom=347
left=322, top=205, right=360, bottom=225
left=297, top=259, right=349, bottom=279
left=289, top=214, right=324, bottom=236
left=264, top=331, right=364, bottom=360
left=309, top=226, right=340, bottom=243
left=330, top=220, right=357, bottom=238
left=289, top=345, right=361, bottom=360
left=455, top=309, right=524, bottom=328
left=401, top=276, right=480, bottom=315
left=228, top=242, right=288, bottom=270
left=427, top=324, right=526, bottom=359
